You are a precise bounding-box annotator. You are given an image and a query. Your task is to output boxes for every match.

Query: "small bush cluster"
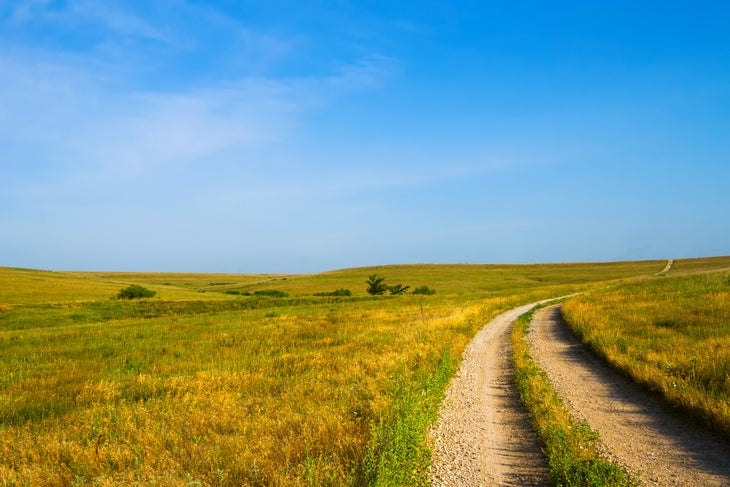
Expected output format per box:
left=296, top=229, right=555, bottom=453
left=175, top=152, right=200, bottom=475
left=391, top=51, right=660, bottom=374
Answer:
left=412, top=286, right=436, bottom=295
left=366, top=275, right=434, bottom=296
left=223, top=289, right=290, bottom=297
left=253, top=290, right=289, bottom=298
left=314, top=288, right=352, bottom=297
left=387, top=284, right=410, bottom=295
left=117, top=284, right=156, bottom=300
left=224, top=290, right=248, bottom=295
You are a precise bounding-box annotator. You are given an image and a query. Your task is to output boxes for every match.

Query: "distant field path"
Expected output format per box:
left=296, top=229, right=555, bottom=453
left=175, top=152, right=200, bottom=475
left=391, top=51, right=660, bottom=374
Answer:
left=430, top=300, right=559, bottom=486
left=656, top=258, right=674, bottom=275
left=530, top=305, right=730, bottom=486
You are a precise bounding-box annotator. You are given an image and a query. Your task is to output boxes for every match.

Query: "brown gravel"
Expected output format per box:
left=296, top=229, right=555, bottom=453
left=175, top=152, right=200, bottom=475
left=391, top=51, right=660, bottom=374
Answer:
left=529, top=304, right=730, bottom=487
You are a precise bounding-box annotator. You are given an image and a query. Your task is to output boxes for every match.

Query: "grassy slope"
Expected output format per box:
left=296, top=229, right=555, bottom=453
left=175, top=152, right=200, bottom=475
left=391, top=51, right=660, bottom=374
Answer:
left=1, top=260, right=666, bottom=304
left=0, top=259, right=680, bottom=485
left=668, top=255, right=730, bottom=274
left=562, top=255, right=730, bottom=436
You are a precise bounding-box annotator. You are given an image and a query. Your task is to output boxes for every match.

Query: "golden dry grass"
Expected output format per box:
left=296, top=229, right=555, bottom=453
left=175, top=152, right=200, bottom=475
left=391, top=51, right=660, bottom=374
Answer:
left=0, top=260, right=672, bottom=485
left=562, top=262, right=730, bottom=435
left=0, top=297, right=503, bottom=485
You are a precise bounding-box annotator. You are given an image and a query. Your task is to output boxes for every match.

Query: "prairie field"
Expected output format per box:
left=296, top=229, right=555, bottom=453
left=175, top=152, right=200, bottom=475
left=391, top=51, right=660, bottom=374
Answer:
left=0, top=259, right=717, bottom=486
left=562, top=256, right=730, bottom=436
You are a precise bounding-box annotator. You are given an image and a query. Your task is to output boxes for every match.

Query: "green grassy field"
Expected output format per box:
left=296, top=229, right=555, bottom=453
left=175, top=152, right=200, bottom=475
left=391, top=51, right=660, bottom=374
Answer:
left=0, top=258, right=720, bottom=486
left=562, top=255, right=730, bottom=436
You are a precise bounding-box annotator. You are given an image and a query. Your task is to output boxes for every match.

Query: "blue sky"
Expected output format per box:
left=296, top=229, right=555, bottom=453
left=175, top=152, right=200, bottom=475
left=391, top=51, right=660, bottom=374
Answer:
left=1, top=1, right=728, bottom=273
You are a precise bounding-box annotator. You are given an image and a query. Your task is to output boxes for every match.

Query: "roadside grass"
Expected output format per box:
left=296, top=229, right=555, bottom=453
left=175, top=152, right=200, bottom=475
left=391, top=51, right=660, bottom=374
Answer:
left=0, top=261, right=666, bottom=485
left=562, top=268, right=730, bottom=436
left=362, top=349, right=455, bottom=486
left=0, top=293, right=535, bottom=486
left=512, top=308, right=640, bottom=487
left=0, top=296, right=463, bottom=485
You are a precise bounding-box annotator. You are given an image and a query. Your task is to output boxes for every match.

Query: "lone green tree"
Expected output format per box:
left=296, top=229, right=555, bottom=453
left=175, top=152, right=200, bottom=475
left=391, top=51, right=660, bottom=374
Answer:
left=366, top=274, right=389, bottom=295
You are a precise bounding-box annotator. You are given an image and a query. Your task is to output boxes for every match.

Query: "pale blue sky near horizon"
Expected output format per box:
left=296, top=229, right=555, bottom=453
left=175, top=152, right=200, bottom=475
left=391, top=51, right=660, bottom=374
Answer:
left=1, top=1, right=729, bottom=273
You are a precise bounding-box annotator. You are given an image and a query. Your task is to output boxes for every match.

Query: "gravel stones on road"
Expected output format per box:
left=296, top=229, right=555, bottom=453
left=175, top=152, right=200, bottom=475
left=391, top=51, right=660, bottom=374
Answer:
left=430, top=303, right=550, bottom=486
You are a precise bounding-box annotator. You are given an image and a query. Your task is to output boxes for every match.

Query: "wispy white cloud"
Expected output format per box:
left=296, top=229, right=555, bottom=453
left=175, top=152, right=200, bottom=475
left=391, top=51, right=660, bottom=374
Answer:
left=67, top=0, right=172, bottom=42
left=0, top=0, right=400, bottom=186
left=324, top=54, right=398, bottom=93
left=0, top=2, right=422, bottom=272
left=7, top=0, right=53, bottom=23
left=2, top=0, right=301, bottom=83
left=172, top=1, right=297, bottom=71
left=82, top=82, right=295, bottom=177
left=6, top=0, right=171, bottom=42
left=0, top=45, right=398, bottom=189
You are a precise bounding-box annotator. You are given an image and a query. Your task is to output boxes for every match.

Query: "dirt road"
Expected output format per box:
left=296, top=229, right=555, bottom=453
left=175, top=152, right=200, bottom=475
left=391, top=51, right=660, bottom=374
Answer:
left=431, top=300, right=730, bottom=486
left=430, top=302, right=550, bottom=486
left=530, top=305, right=730, bottom=486
left=655, top=259, right=674, bottom=276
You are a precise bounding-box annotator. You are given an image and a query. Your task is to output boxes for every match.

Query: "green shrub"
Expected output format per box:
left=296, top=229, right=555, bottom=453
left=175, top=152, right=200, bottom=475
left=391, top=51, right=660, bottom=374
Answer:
left=388, top=284, right=410, bottom=295
left=366, top=275, right=413, bottom=296
left=412, top=286, right=436, bottom=295
left=314, top=288, right=352, bottom=297
left=117, top=284, right=156, bottom=300
left=253, top=290, right=289, bottom=298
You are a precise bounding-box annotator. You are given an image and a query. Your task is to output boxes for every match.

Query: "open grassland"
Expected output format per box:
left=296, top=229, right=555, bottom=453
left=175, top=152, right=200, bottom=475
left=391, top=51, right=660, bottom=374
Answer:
left=667, top=255, right=730, bottom=275
left=0, top=268, right=245, bottom=305
left=562, top=257, right=730, bottom=436
left=0, top=260, right=673, bottom=485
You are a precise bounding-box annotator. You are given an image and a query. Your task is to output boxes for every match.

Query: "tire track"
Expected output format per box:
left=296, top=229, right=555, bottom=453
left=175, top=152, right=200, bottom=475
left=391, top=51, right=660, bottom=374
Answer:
left=430, top=302, right=551, bottom=486
left=529, top=304, right=730, bottom=486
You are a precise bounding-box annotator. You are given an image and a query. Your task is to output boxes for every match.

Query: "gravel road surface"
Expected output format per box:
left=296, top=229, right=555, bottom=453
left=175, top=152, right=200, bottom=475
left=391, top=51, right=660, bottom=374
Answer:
left=430, top=302, right=551, bottom=486
left=530, top=304, right=730, bottom=486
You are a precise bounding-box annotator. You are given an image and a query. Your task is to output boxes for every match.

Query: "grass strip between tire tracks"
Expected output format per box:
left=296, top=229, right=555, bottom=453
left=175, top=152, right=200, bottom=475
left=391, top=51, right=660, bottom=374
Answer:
left=511, top=306, right=640, bottom=487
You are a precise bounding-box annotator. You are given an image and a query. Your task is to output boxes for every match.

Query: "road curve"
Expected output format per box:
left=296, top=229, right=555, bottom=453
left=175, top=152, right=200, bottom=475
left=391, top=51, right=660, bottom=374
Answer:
left=655, top=259, right=674, bottom=276
left=530, top=305, right=730, bottom=487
